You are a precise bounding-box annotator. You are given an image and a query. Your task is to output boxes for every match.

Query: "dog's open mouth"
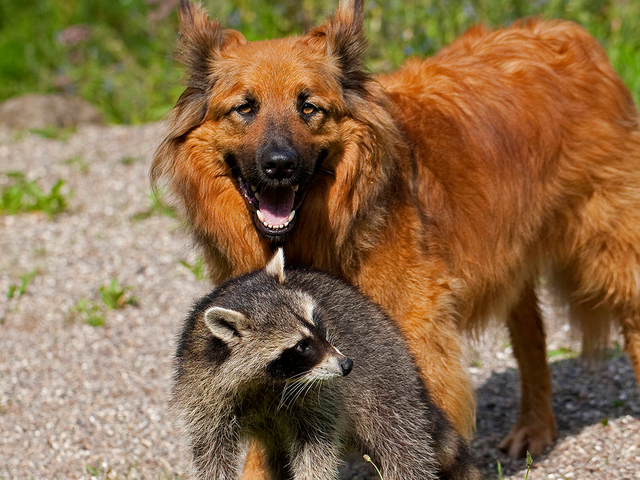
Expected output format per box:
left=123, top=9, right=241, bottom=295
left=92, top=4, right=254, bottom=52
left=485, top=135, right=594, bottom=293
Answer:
left=237, top=178, right=306, bottom=239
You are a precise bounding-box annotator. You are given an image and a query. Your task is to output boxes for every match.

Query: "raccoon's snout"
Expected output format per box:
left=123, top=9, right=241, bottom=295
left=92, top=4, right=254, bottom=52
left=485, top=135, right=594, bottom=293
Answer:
left=339, top=356, right=354, bottom=377
left=260, top=147, right=298, bottom=180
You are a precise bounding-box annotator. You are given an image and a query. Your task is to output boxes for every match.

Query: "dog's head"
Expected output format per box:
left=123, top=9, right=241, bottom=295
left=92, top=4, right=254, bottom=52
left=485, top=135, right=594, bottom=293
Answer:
left=153, top=0, right=375, bottom=242
left=152, top=0, right=404, bottom=274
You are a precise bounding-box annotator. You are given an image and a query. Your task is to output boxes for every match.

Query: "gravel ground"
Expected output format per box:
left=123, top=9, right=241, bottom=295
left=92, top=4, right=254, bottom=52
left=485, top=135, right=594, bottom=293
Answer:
left=1, top=124, right=639, bottom=479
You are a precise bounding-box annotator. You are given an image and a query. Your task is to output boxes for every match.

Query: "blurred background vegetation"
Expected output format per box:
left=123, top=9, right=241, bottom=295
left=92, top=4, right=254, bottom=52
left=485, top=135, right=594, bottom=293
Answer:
left=1, top=0, right=638, bottom=124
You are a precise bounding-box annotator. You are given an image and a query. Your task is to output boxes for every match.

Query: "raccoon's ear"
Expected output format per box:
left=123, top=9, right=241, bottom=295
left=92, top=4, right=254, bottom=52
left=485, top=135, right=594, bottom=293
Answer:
left=204, top=306, right=247, bottom=344
left=304, top=0, right=368, bottom=93
left=265, top=248, right=286, bottom=284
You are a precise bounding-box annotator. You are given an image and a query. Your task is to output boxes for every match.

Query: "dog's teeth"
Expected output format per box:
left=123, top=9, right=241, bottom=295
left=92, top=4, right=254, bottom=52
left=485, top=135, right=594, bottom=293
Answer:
left=251, top=185, right=257, bottom=192
left=255, top=192, right=261, bottom=201
left=293, top=185, right=299, bottom=192
left=288, top=210, right=296, bottom=222
left=257, top=210, right=265, bottom=223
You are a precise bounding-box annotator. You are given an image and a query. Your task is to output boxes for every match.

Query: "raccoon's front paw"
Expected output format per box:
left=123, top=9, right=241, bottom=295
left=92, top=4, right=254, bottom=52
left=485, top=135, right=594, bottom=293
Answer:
left=499, top=415, right=557, bottom=458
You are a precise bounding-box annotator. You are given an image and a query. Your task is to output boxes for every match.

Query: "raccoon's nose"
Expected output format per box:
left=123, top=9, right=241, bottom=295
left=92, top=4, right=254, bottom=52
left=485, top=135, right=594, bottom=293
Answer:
left=262, top=149, right=298, bottom=180
left=340, top=357, right=354, bottom=377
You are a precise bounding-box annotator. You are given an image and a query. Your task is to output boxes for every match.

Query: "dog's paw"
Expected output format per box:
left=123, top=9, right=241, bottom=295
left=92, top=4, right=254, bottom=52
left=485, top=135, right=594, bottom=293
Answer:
left=499, top=416, right=557, bottom=459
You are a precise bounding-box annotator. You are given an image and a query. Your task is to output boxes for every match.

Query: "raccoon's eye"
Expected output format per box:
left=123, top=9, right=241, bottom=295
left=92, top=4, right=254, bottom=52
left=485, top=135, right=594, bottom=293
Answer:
left=295, top=339, right=311, bottom=355
left=300, top=102, right=318, bottom=116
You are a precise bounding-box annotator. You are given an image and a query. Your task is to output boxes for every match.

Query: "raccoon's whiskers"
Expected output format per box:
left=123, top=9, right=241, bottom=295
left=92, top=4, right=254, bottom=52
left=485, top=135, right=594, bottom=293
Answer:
left=278, top=382, right=301, bottom=409
left=301, top=378, right=318, bottom=402
left=285, top=374, right=320, bottom=410
left=278, top=374, right=311, bottom=411
left=285, top=382, right=309, bottom=409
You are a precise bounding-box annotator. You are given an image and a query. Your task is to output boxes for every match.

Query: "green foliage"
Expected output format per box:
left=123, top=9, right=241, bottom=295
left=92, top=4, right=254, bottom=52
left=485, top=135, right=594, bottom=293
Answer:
left=85, top=464, right=101, bottom=476
left=100, top=278, right=137, bottom=309
left=29, top=126, right=77, bottom=141
left=1, top=0, right=639, bottom=123
left=525, top=451, right=533, bottom=480
left=0, top=0, right=182, bottom=124
left=71, top=298, right=105, bottom=327
left=607, top=342, right=624, bottom=359
left=546, top=346, right=579, bottom=359
left=179, top=256, right=206, bottom=281
left=0, top=171, right=70, bottom=217
left=131, top=189, right=177, bottom=221
left=63, top=155, right=89, bottom=174
left=6, top=269, right=38, bottom=299
left=70, top=279, right=136, bottom=327
left=497, top=460, right=503, bottom=480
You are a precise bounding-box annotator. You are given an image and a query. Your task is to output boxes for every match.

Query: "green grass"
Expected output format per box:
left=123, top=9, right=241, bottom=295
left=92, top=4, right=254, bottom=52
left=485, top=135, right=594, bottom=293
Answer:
left=130, top=189, right=177, bottom=222
left=0, top=0, right=639, bottom=124
left=497, top=451, right=533, bottom=479
left=68, top=279, right=136, bottom=326
left=607, top=342, right=624, bottom=359
left=524, top=451, right=533, bottom=480
left=63, top=155, right=89, bottom=174
left=29, top=125, right=77, bottom=141
left=6, top=269, right=38, bottom=299
left=120, top=155, right=138, bottom=166
left=0, top=171, right=70, bottom=217
left=179, top=256, right=206, bottom=281
left=100, top=278, right=137, bottom=309
left=546, top=346, right=579, bottom=359
left=70, top=298, right=105, bottom=327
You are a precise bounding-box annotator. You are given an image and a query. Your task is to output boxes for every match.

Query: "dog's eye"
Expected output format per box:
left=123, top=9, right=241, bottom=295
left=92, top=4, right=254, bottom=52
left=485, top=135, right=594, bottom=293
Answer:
left=236, top=103, right=254, bottom=115
left=301, top=103, right=318, bottom=116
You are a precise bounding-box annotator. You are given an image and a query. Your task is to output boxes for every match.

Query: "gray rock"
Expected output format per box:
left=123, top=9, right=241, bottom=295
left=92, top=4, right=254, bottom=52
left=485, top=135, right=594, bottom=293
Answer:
left=0, top=94, right=103, bottom=130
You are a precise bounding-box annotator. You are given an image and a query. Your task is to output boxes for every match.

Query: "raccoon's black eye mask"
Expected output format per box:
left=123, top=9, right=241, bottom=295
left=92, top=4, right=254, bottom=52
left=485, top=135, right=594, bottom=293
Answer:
left=267, top=338, right=322, bottom=379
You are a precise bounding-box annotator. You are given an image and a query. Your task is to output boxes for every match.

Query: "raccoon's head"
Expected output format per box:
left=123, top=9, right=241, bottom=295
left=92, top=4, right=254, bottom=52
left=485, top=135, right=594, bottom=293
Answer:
left=202, top=249, right=353, bottom=385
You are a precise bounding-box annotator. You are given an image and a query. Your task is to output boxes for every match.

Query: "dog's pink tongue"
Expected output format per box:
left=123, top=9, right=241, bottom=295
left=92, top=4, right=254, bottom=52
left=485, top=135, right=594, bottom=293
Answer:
left=259, top=186, right=294, bottom=226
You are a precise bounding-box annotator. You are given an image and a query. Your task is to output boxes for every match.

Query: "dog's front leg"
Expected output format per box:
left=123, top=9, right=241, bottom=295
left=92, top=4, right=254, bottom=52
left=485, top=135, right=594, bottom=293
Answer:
left=499, top=282, right=557, bottom=458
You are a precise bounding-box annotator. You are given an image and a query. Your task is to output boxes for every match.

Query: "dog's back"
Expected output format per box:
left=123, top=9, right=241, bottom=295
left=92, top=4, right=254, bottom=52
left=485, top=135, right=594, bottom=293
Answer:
left=380, top=17, right=640, bottom=456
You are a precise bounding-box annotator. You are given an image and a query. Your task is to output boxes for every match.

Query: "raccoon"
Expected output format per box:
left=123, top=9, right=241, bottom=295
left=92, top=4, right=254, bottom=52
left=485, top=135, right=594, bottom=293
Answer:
left=171, top=250, right=480, bottom=480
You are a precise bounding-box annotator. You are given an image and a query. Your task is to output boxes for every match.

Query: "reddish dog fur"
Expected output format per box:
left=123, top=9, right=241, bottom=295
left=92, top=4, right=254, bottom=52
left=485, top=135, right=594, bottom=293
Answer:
left=153, top=0, right=640, bottom=468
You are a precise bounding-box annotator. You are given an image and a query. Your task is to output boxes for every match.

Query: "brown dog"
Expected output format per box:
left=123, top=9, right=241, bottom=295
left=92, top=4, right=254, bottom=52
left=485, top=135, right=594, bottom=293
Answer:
left=153, top=0, right=640, bottom=465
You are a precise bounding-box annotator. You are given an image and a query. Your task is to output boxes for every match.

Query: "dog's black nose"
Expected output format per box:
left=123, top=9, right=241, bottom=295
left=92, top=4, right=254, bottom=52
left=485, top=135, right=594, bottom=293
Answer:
left=340, top=357, right=354, bottom=376
left=261, top=149, right=298, bottom=180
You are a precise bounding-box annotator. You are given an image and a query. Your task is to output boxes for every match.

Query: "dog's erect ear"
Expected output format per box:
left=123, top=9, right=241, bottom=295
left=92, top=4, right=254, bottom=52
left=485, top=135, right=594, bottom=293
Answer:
left=178, top=1, right=246, bottom=84
left=150, top=1, right=247, bottom=185
left=304, top=0, right=369, bottom=93
left=265, top=248, right=286, bottom=284
left=204, top=306, right=248, bottom=344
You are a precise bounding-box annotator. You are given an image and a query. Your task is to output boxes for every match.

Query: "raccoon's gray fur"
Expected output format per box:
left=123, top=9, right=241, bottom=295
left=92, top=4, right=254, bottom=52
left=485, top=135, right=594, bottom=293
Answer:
left=171, top=250, right=480, bottom=480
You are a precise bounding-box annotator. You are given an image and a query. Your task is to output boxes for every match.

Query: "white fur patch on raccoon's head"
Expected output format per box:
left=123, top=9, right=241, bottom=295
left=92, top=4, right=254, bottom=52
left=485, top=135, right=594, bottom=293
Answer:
left=265, top=248, right=286, bottom=284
